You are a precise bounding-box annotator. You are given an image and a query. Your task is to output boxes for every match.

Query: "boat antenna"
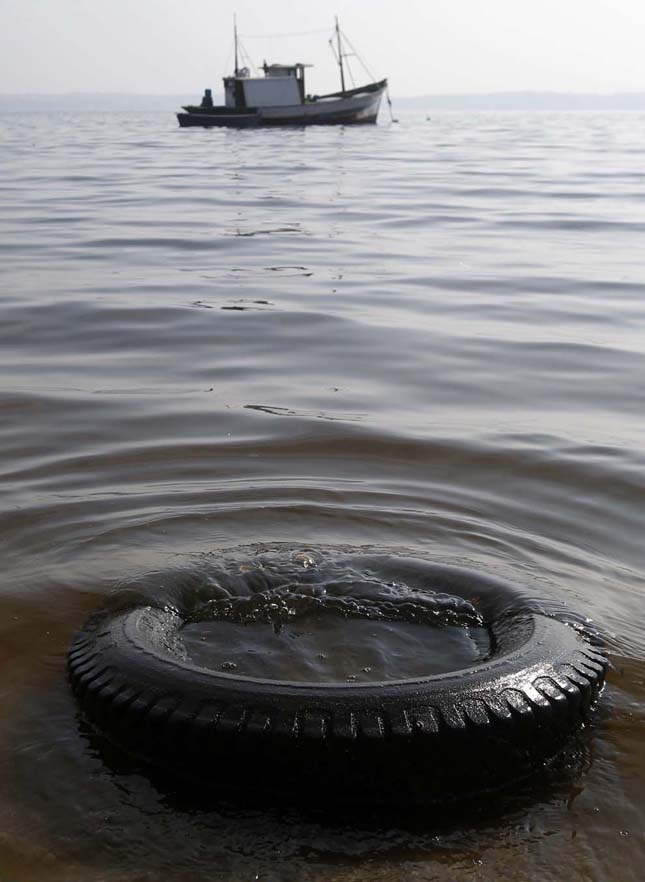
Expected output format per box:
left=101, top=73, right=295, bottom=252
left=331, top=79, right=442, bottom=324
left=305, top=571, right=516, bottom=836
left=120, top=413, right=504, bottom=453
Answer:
left=234, top=14, right=239, bottom=76
left=335, top=16, right=346, bottom=95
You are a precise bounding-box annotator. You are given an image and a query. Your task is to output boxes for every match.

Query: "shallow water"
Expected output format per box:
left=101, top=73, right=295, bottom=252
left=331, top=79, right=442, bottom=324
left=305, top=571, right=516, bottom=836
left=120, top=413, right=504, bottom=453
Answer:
left=1, top=109, right=644, bottom=881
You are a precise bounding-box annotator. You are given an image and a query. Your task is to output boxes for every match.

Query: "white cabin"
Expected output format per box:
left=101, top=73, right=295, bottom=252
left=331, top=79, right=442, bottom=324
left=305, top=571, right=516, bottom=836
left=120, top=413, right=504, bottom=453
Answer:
left=224, top=63, right=310, bottom=109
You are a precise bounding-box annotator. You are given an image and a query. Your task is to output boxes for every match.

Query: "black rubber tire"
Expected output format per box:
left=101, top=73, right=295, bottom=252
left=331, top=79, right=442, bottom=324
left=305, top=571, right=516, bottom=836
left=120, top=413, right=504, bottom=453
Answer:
left=68, top=573, right=607, bottom=804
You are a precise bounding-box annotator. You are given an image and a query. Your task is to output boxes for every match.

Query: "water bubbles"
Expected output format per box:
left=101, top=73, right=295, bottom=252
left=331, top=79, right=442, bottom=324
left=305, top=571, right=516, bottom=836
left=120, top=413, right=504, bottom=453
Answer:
left=296, top=555, right=315, bottom=568
left=188, top=574, right=483, bottom=631
left=292, top=550, right=319, bottom=569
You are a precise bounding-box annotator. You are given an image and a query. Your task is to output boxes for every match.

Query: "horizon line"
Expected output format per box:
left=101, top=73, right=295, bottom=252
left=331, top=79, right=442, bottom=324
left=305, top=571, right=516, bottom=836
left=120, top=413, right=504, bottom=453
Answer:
left=3, top=88, right=645, bottom=98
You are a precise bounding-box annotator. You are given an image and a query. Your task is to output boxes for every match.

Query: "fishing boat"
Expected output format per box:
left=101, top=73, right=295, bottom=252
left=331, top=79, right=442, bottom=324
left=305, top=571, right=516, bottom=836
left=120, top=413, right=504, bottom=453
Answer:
left=177, top=18, right=388, bottom=128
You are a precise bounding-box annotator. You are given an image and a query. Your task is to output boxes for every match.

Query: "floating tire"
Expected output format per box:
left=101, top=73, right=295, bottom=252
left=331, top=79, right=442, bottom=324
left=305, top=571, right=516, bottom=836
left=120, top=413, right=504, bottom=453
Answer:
left=68, top=560, right=608, bottom=803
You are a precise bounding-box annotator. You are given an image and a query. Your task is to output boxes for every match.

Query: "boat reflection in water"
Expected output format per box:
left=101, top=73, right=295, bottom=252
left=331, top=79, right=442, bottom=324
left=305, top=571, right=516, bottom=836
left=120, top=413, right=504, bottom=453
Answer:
left=177, top=17, right=388, bottom=128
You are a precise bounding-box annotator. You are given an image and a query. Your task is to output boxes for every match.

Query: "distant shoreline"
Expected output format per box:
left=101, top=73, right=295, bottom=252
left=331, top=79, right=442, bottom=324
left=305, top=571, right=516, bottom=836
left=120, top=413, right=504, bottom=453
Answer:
left=2, top=91, right=645, bottom=113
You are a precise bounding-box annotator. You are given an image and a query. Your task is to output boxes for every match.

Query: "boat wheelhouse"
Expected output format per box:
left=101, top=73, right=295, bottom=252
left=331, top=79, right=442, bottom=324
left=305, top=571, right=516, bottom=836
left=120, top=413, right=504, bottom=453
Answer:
left=177, top=19, right=388, bottom=128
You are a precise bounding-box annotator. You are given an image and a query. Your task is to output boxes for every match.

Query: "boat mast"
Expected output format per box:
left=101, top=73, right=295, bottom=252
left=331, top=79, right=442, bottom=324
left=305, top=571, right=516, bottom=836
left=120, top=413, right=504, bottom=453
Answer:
left=234, top=14, right=239, bottom=76
left=335, top=16, right=346, bottom=95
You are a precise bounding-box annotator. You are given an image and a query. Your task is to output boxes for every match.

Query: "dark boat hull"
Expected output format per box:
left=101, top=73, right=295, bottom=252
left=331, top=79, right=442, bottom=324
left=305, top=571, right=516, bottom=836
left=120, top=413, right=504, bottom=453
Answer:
left=177, top=112, right=262, bottom=128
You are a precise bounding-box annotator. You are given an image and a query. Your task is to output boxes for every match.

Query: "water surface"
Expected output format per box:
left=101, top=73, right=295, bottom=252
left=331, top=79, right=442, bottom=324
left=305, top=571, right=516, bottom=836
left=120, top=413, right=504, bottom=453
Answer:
left=1, top=109, right=644, bottom=881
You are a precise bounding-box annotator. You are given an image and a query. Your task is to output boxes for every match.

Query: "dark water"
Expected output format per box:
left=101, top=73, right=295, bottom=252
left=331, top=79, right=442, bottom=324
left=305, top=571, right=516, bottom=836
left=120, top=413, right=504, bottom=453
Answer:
left=1, top=110, right=644, bottom=881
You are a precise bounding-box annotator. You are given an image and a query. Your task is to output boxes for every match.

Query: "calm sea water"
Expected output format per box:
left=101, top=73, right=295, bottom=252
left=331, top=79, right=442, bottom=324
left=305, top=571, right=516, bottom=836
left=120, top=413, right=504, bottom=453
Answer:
left=1, top=110, right=644, bottom=881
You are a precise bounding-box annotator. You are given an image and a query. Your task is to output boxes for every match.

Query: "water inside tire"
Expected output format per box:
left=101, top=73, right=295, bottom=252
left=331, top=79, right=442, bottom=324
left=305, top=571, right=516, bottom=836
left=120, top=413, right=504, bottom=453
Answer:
left=179, top=614, right=491, bottom=682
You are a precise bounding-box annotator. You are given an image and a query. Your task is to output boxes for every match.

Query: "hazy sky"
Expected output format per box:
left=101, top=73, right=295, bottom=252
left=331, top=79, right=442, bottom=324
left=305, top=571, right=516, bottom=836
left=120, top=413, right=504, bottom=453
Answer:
left=2, top=0, right=645, bottom=96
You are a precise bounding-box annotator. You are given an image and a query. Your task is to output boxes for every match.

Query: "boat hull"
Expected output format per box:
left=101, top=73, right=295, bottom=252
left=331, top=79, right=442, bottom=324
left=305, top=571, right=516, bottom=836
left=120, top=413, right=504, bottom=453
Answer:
left=177, top=86, right=385, bottom=128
